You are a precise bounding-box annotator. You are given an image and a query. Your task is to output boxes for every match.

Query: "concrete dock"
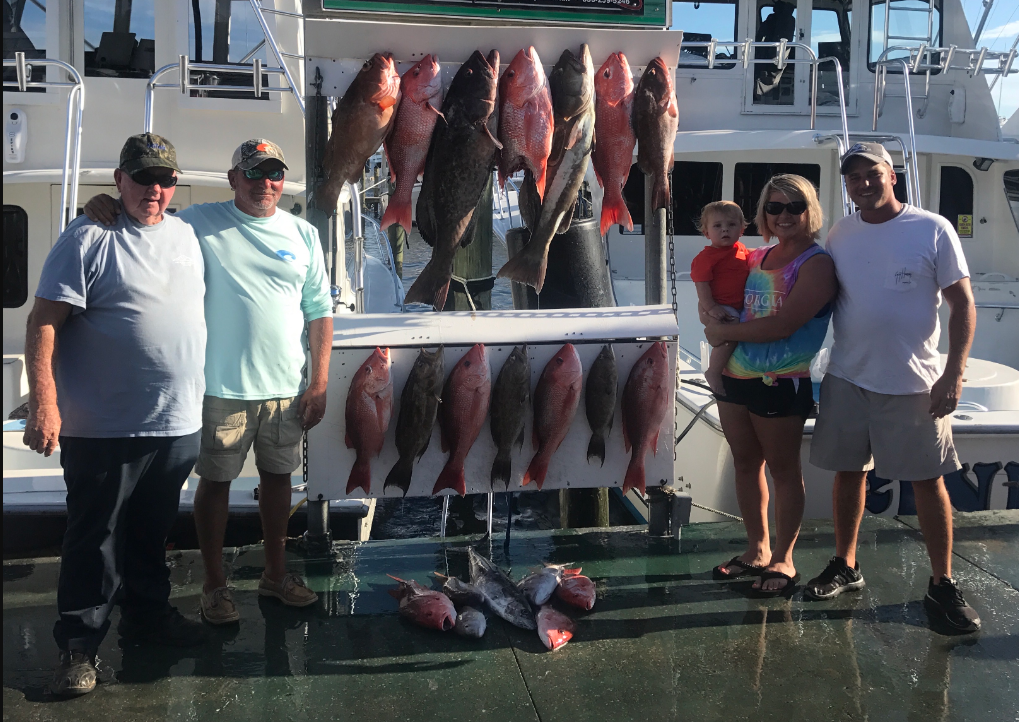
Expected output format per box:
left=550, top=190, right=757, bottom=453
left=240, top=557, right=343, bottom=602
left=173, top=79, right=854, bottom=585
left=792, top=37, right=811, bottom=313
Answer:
left=4, top=511, right=1017, bottom=721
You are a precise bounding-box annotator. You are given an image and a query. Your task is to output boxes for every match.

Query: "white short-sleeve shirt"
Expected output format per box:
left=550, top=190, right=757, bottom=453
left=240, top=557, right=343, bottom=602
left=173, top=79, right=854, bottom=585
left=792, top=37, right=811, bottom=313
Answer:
left=824, top=205, right=969, bottom=395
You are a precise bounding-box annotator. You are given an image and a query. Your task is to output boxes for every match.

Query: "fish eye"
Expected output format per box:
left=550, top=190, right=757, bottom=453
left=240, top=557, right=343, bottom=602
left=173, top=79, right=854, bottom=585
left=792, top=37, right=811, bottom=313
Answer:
left=556, top=357, right=564, bottom=365
left=362, top=60, right=371, bottom=70
left=603, top=69, right=610, bottom=78
left=464, top=361, right=471, bottom=367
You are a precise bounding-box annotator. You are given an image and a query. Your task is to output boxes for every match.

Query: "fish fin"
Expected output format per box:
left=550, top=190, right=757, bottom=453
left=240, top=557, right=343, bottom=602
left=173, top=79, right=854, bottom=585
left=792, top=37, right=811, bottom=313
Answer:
left=378, top=95, right=399, bottom=110
left=622, top=420, right=631, bottom=453
left=521, top=453, right=549, bottom=490
left=457, top=204, right=480, bottom=249
left=497, top=240, right=549, bottom=293
left=555, top=202, right=576, bottom=236
left=667, top=95, right=679, bottom=119
left=432, top=460, right=467, bottom=496
left=380, top=196, right=412, bottom=234
left=587, top=433, right=606, bottom=467
left=516, top=426, right=526, bottom=450
left=404, top=259, right=452, bottom=309
left=518, top=172, right=541, bottom=231
left=600, top=190, right=634, bottom=236
left=563, top=567, right=582, bottom=576
left=345, top=455, right=373, bottom=496
left=345, top=431, right=353, bottom=448
left=566, top=116, right=587, bottom=150
left=427, top=102, right=445, bottom=122
left=652, top=429, right=660, bottom=456
left=483, top=123, right=504, bottom=151
left=621, top=454, right=646, bottom=495
left=491, top=451, right=511, bottom=490
left=383, top=456, right=414, bottom=497
left=414, top=187, right=437, bottom=247
left=651, top=173, right=670, bottom=213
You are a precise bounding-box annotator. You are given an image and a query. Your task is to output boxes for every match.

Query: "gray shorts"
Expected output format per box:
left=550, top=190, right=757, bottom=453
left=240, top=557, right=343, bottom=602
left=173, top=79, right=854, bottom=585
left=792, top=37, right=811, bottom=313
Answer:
left=809, top=374, right=961, bottom=481
left=195, top=395, right=303, bottom=482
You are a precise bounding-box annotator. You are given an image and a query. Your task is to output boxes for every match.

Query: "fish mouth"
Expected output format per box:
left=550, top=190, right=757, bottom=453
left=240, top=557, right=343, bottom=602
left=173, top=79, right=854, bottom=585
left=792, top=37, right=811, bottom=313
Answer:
left=441, top=616, right=455, bottom=632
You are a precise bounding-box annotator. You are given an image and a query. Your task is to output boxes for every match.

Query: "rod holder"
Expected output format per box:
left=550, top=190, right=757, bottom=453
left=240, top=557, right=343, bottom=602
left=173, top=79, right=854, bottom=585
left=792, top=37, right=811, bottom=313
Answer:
left=254, top=58, right=263, bottom=97
left=15, top=51, right=27, bottom=92
left=305, top=499, right=332, bottom=554
left=178, top=54, right=189, bottom=94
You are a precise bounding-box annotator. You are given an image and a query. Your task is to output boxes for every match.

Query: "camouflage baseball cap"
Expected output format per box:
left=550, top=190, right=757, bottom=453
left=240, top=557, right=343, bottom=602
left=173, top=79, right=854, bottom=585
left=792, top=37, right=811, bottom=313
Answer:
left=231, top=138, right=288, bottom=171
left=119, top=133, right=181, bottom=173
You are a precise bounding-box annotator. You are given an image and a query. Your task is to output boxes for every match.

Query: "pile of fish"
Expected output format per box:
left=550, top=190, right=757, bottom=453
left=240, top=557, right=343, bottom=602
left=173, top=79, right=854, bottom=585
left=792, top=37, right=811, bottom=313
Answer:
left=344, top=341, right=671, bottom=497
left=316, top=46, right=679, bottom=307
left=391, top=548, right=597, bottom=650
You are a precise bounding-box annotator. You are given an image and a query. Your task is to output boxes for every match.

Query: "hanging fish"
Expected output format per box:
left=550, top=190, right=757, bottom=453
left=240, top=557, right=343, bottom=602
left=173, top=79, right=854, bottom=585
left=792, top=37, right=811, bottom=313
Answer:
left=585, top=345, right=617, bottom=466
left=592, top=52, right=637, bottom=235
left=384, top=346, right=444, bottom=496
left=490, top=345, right=531, bottom=489
left=522, top=343, right=583, bottom=490
left=433, top=344, right=491, bottom=496
left=498, top=47, right=554, bottom=201
left=632, top=57, right=678, bottom=212
left=621, top=341, right=671, bottom=495
left=344, top=347, right=393, bottom=495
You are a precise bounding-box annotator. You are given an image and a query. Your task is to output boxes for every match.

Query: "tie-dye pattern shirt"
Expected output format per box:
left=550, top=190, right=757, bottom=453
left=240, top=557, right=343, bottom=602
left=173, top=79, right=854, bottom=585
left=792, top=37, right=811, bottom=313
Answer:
left=725, top=243, right=832, bottom=381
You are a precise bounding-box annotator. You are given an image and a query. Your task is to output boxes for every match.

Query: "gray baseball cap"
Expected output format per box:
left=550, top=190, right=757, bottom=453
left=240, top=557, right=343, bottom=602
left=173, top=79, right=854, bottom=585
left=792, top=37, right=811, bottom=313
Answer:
left=231, top=138, right=288, bottom=171
left=840, top=142, right=894, bottom=174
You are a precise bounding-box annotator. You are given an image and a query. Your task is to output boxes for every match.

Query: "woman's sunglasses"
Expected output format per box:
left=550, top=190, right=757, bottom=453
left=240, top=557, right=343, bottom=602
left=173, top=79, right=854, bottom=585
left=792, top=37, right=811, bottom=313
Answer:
left=130, top=170, right=178, bottom=188
left=764, top=200, right=807, bottom=216
left=244, top=168, right=285, bottom=182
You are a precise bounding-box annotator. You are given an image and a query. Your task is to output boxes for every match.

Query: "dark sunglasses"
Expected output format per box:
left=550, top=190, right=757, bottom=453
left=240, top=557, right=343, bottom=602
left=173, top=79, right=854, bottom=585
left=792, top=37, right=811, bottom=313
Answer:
left=764, top=200, right=807, bottom=216
left=130, top=170, right=178, bottom=188
left=244, top=168, right=285, bottom=182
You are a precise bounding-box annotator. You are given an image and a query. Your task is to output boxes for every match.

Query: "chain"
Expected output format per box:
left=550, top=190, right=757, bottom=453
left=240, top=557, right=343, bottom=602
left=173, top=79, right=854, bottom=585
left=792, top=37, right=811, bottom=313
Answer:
left=691, top=502, right=743, bottom=522
left=667, top=168, right=678, bottom=321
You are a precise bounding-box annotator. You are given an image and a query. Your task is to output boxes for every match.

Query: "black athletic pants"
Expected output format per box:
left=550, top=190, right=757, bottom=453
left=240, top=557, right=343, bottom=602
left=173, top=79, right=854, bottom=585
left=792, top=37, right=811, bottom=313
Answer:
left=53, top=432, right=200, bottom=654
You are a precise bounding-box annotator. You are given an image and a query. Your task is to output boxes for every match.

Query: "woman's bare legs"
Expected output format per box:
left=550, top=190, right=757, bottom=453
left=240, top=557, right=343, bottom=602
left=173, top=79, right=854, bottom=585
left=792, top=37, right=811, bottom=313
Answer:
left=718, top=401, right=771, bottom=571
left=749, top=414, right=807, bottom=591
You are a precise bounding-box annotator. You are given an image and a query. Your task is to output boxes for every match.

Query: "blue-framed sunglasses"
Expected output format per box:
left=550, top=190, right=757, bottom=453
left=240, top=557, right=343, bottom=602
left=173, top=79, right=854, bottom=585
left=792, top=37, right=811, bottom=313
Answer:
left=244, top=168, right=285, bottom=182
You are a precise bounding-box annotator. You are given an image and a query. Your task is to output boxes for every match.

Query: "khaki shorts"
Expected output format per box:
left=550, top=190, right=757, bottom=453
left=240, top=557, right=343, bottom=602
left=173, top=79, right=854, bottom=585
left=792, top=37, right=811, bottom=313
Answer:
left=195, top=395, right=303, bottom=482
left=810, top=374, right=960, bottom=481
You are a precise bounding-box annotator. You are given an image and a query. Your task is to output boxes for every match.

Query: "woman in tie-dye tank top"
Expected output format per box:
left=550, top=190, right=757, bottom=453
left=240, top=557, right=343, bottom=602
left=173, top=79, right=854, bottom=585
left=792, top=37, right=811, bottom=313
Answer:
left=703, top=174, right=837, bottom=597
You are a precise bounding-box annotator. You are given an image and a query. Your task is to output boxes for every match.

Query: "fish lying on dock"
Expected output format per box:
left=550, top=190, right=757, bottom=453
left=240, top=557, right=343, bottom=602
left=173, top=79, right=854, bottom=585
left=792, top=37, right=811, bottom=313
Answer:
left=344, top=347, right=393, bottom=495
left=555, top=569, right=596, bottom=611
left=523, top=343, right=583, bottom=490
left=585, top=344, right=617, bottom=466
left=498, top=47, right=554, bottom=201
left=387, top=575, right=457, bottom=631
left=318, top=53, right=401, bottom=212
left=490, top=345, right=531, bottom=489
left=632, top=57, right=678, bottom=213
left=621, top=341, right=671, bottom=495
left=381, top=55, right=444, bottom=233
left=434, top=344, right=491, bottom=496
left=454, top=606, right=487, bottom=639
left=592, top=52, right=636, bottom=235
left=467, top=547, right=536, bottom=630
left=537, top=605, right=576, bottom=650
left=434, top=573, right=488, bottom=608
left=498, top=45, right=595, bottom=293
left=407, top=50, right=501, bottom=310
left=517, top=564, right=571, bottom=607
left=385, top=346, right=444, bottom=496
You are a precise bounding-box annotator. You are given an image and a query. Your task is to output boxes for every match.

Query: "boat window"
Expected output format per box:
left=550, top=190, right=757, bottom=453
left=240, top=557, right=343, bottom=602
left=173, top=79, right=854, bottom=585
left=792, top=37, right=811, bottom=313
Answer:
left=868, top=0, right=942, bottom=72
left=937, top=166, right=974, bottom=238
left=3, top=205, right=29, bottom=309
left=1004, top=170, right=1019, bottom=236
left=753, top=1, right=798, bottom=106
left=675, top=0, right=738, bottom=70
left=733, top=163, right=821, bottom=235
left=83, top=0, right=155, bottom=78
left=188, top=0, right=270, bottom=100
left=810, top=0, right=852, bottom=106
left=3, top=0, right=47, bottom=93
left=620, top=162, right=723, bottom=235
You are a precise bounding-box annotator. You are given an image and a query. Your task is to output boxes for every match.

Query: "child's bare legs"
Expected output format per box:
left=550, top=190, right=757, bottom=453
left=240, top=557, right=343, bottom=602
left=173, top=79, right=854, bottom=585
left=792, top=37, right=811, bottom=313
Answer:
left=706, top=342, right=736, bottom=395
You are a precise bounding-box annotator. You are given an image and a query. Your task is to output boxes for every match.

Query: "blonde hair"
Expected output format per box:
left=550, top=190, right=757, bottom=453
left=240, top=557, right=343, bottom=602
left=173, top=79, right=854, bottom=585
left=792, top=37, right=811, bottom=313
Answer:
left=754, top=174, right=824, bottom=242
left=697, top=200, right=747, bottom=234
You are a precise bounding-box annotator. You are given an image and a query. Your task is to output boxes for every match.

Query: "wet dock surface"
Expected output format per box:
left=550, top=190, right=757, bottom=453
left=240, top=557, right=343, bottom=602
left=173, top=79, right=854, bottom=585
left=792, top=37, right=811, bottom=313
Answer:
left=4, top=511, right=1017, bottom=721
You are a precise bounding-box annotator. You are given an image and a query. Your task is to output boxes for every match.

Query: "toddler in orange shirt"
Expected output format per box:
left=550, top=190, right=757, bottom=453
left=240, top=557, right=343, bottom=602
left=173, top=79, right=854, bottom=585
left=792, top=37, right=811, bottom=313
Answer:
left=690, top=201, right=750, bottom=394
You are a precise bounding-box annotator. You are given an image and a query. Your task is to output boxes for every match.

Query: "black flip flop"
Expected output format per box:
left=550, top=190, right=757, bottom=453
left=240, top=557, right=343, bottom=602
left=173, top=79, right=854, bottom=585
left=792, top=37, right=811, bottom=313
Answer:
left=713, top=556, right=765, bottom=580
left=750, top=571, right=800, bottom=598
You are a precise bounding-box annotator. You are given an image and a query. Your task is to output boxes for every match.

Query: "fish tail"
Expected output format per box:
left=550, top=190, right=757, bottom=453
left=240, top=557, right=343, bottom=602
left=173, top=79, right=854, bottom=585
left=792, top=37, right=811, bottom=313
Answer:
left=497, top=241, right=549, bottom=294
left=521, top=453, right=549, bottom=490
left=651, top=173, right=670, bottom=213
left=600, top=188, right=633, bottom=236
left=587, top=433, right=606, bottom=467
left=621, top=452, right=646, bottom=495
left=380, top=182, right=413, bottom=233
left=432, top=460, right=466, bottom=496
left=491, top=451, right=512, bottom=489
left=345, top=455, right=373, bottom=495
left=534, top=162, right=547, bottom=201
left=404, top=259, right=452, bottom=310
left=383, top=455, right=414, bottom=496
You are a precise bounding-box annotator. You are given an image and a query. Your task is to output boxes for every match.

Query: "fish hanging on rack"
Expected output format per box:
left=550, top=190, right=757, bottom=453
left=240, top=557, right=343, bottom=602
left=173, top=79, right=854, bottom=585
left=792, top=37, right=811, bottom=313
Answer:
left=523, top=343, right=583, bottom=489
left=585, top=344, right=617, bottom=466
left=433, top=344, right=491, bottom=496
left=498, top=47, right=554, bottom=201
left=384, top=346, right=444, bottom=496
left=592, top=52, right=637, bottom=235
left=621, top=341, right=671, bottom=495
left=405, top=50, right=501, bottom=310
left=632, top=57, right=678, bottom=212
left=490, top=345, right=531, bottom=489
left=344, top=347, right=394, bottom=495
left=380, top=55, right=444, bottom=234
left=317, top=52, right=401, bottom=212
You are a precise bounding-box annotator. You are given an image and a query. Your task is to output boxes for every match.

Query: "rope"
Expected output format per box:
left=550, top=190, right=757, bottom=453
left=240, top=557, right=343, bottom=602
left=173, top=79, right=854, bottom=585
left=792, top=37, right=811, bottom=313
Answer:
left=691, top=502, right=743, bottom=522
left=448, top=274, right=495, bottom=312
left=675, top=398, right=718, bottom=445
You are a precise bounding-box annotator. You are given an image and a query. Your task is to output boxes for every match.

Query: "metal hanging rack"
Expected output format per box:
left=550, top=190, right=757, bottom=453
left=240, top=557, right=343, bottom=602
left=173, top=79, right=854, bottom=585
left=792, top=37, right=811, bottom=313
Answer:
left=3, top=52, right=85, bottom=235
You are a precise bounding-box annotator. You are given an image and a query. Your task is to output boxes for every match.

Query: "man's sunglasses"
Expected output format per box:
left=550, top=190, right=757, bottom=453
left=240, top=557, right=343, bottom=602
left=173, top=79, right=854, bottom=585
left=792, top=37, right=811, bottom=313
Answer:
left=244, top=168, right=285, bottom=182
left=130, top=170, right=178, bottom=188
left=764, top=200, right=807, bottom=216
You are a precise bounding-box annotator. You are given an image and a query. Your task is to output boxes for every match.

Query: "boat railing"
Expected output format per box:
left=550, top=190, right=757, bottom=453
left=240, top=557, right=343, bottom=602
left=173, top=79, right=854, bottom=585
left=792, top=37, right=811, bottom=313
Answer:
left=3, top=52, right=85, bottom=235
left=360, top=214, right=407, bottom=313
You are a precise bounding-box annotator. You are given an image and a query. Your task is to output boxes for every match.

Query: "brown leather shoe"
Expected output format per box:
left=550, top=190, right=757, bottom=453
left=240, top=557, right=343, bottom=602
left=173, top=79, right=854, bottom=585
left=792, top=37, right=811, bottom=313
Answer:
left=257, top=573, right=318, bottom=607
left=201, top=586, right=241, bottom=625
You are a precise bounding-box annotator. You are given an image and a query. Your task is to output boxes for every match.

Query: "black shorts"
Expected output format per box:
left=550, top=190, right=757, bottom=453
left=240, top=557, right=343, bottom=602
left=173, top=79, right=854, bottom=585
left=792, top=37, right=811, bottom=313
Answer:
left=719, top=375, right=815, bottom=420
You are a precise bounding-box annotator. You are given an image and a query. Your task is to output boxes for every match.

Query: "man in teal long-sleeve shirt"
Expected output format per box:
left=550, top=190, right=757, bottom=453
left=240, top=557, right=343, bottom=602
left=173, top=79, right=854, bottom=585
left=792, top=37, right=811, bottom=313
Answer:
left=84, top=139, right=332, bottom=624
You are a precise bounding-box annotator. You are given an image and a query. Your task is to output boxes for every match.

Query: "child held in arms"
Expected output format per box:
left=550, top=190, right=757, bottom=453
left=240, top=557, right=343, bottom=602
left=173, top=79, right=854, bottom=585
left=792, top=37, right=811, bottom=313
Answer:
left=690, top=201, right=751, bottom=394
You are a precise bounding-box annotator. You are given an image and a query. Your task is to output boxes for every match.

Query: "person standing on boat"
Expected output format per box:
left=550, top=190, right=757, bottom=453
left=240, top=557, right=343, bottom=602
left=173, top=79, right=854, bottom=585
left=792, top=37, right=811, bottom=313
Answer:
left=704, top=174, right=837, bottom=596
left=25, top=134, right=208, bottom=696
left=805, top=143, right=980, bottom=633
left=83, top=139, right=333, bottom=624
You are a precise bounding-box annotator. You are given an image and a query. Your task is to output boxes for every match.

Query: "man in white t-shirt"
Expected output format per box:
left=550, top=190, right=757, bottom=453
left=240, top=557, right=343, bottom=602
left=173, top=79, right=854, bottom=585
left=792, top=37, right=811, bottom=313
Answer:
left=806, top=142, right=980, bottom=634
